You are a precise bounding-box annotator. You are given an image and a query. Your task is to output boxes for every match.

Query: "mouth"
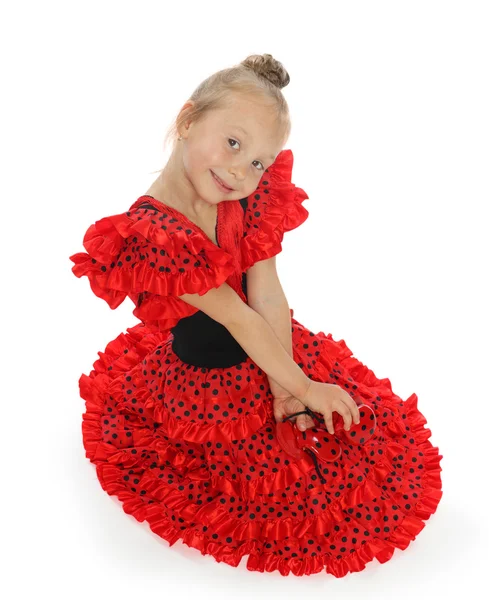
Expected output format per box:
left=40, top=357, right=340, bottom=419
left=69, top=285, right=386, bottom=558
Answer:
left=211, top=170, right=234, bottom=191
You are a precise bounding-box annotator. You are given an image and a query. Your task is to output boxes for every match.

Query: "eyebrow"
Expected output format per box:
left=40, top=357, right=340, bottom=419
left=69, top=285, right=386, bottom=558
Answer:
left=233, top=125, right=277, bottom=161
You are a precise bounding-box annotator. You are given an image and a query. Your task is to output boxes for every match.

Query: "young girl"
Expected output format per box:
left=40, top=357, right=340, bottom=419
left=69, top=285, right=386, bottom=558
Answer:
left=70, top=53, right=443, bottom=578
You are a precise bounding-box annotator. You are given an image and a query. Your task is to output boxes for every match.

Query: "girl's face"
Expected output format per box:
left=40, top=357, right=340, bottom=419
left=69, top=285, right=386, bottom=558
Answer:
left=179, top=94, right=285, bottom=203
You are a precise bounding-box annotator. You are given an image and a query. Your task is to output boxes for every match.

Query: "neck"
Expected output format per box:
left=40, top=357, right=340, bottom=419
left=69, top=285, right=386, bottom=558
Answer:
left=146, top=145, right=216, bottom=219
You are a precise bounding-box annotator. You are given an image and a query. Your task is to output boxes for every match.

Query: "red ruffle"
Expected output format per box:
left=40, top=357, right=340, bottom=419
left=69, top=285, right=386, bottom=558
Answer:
left=70, top=150, right=308, bottom=324
left=78, top=321, right=443, bottom=577
left=240, top=149, right=310, bottom=271
left=69, top=206, right=236, bottom=327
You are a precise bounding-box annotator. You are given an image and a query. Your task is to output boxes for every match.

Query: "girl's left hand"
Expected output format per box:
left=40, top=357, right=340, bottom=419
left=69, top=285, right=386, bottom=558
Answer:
left=272, top=391, right=316, bottom=431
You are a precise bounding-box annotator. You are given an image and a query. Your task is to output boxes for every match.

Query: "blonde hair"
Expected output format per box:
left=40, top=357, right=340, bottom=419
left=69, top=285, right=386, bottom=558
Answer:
left=149, top=54, right=291, bottom=174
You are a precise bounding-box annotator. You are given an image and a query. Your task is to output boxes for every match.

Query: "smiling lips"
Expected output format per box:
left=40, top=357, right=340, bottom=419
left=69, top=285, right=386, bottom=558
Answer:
left=211, top=171, right=234, bottom=191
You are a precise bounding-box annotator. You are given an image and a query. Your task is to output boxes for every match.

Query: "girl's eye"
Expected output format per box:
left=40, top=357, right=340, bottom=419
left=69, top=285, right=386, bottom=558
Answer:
left=228, top=138, right=264, bottom=171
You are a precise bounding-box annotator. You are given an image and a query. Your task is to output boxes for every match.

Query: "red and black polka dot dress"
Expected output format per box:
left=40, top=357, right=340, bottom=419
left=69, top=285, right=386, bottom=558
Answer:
left=70, top=149, right=443, bottom=577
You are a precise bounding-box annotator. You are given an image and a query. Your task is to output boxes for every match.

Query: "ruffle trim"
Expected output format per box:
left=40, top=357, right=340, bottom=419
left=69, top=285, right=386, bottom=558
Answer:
left=69, top=206, right=236, bottom=311
left=79, top=322, right=443, bottom=577
left=131, top=293, right=207, bottom=332
left=86, top=328, right=326, bottom=502
left=240, top=149, right=309, bottom=271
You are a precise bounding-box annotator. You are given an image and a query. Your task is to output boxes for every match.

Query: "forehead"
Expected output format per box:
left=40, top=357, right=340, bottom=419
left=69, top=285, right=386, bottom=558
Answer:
left=213, top=108, right=280, bottom=161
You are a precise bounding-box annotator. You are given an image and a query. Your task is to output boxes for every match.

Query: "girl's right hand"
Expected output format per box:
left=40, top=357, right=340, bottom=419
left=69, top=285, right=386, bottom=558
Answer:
left=301, top=380, right=361, bottom=435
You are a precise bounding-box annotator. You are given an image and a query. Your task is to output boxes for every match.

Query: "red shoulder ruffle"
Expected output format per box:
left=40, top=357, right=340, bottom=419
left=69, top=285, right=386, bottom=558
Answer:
left=240, top=149, right=309, bottom=271
left=69, top=204, right=236, bottom=329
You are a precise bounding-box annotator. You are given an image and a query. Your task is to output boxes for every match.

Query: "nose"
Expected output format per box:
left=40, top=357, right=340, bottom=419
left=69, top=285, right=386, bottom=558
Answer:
left=228, top=163, right=247, bottom=182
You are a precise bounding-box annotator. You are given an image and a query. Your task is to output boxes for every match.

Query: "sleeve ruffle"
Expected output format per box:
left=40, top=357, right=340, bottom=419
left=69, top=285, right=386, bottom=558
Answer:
left=240, top=149, right=310, bottom=271
left=69, top=207, right=236, bottom=329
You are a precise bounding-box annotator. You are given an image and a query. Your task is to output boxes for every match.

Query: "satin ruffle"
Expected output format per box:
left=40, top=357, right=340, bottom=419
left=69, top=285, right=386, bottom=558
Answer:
left=69, top=205, right=237, bottom=329
left=78, top=319, right=443, bottom=578
left=240, top=149, right=310, bottom=271
left=71, top=150, right=442, bottom=577
left=69, top=148, right=309, bottom=329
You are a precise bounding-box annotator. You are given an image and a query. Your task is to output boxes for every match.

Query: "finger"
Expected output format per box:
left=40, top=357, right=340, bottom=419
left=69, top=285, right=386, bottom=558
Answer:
left=334, top=401, right=352, bottom=431
left=301, top=414, right=315, bottom=430
left=297, top=414, right=315, bottom=431
left=341, top=392, right=361, bottom=424
left=324, top=412, right=335, bottom=435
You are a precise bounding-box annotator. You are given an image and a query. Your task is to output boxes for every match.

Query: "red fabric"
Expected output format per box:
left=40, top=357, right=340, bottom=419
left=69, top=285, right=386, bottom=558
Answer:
left=69, top=201, right=237, bottom=330
left=70, top=148, right=443, bottom=577
left=240, top=148, right=309, bottom=271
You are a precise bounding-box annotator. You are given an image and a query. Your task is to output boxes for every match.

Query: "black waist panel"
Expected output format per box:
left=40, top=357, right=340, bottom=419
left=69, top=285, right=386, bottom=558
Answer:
left=171, top=310, right=249, bottom=368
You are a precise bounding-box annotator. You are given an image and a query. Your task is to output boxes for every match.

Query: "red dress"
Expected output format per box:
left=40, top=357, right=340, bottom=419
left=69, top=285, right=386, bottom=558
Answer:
left=69, top=149, right=443, bottom=577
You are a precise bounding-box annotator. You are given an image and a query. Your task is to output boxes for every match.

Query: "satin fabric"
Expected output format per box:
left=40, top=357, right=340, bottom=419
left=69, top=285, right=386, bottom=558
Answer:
left=69, top=149, right=443, bottom=577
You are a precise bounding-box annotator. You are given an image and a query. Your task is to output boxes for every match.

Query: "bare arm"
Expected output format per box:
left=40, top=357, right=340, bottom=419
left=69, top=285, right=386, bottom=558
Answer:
left=178, top=282, right=311, bottom=402
left=228, top=308, right=310, bottom=400
left=246, top=256, right=294, bottom=395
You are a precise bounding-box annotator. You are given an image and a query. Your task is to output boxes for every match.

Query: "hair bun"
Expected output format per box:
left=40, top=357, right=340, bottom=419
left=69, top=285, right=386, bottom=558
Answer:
left=240, top=53, right=290, bottom=89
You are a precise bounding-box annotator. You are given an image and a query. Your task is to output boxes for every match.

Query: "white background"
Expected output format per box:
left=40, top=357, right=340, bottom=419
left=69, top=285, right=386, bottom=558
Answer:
left=2, top=1, right=487, bottom=598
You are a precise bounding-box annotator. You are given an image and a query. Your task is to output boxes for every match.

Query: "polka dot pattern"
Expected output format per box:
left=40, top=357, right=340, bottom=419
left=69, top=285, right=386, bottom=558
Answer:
left=69, top=201, right=237, bottom=331
left=78, top=318, right=443, bottom=578
left=240, top=149, right=310, bottom=271
left=72, top=149, right=443, bottom=576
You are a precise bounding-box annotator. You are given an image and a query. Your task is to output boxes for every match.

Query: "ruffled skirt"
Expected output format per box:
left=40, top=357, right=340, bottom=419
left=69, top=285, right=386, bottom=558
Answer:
left=78, top=316, right=443, bottom=577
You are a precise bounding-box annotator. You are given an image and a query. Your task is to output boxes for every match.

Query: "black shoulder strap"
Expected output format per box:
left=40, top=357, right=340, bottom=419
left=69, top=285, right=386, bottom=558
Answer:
left=137, top=202, right=159, bottom=211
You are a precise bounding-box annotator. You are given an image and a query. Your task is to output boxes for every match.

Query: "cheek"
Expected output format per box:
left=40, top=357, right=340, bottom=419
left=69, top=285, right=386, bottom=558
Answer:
left=187, top=141, right=223, bottom=173
left=182, top=141, right=200, bottom=171
left=207, top=144, right=228, bottom=169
